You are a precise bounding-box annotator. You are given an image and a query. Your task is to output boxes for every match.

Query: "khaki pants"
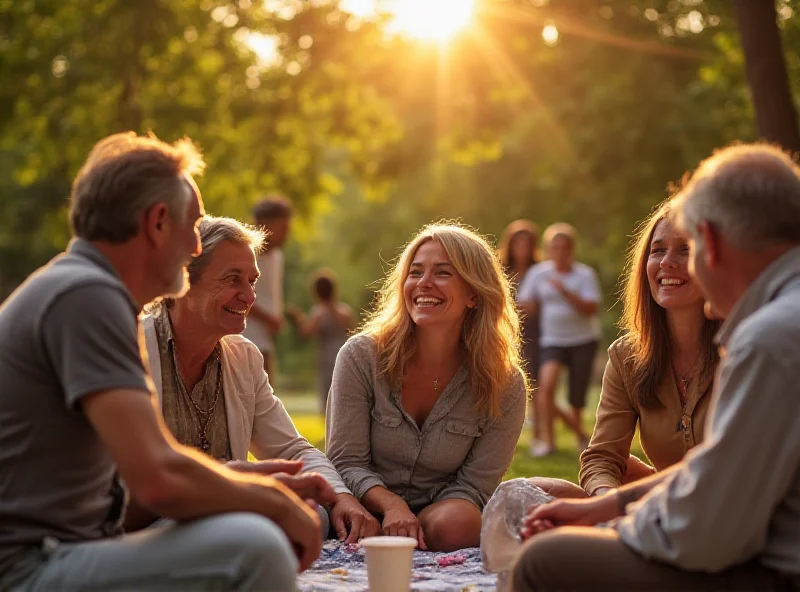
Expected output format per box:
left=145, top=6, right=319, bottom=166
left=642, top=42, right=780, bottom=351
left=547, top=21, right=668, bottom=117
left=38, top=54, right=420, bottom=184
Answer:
left=14, top=513, right=297, bottom=591
left=512, top=526, right=797, bottom=592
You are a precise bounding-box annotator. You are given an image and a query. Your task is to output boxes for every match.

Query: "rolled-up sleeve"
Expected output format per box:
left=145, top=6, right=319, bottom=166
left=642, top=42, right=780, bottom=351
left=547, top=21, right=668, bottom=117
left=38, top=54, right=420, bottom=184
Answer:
left=616, top=341, right=800, bottom=571
left=325, top=339, right=387, bottom=500
left=436, top=371, right=527, bottom=509
left=249, top=348, right=350, bottom=495
left=580, top=343, right=638, bottom=495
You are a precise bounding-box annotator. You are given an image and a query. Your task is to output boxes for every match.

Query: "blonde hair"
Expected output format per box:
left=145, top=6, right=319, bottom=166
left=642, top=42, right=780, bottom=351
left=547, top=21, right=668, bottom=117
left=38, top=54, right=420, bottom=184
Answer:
left=359, top=223, right=528, bottom=417
left=543, top=222, right=577, bottom=248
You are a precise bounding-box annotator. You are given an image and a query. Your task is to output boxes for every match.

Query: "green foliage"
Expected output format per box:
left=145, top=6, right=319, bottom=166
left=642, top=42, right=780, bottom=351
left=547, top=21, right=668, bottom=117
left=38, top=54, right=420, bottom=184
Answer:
left=2, top=0, right=800, bottom=386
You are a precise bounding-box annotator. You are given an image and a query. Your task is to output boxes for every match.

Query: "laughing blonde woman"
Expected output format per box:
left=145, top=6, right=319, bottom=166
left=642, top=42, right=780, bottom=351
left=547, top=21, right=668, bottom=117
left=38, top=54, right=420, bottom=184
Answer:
left=326, top=223, right=528, bottom=552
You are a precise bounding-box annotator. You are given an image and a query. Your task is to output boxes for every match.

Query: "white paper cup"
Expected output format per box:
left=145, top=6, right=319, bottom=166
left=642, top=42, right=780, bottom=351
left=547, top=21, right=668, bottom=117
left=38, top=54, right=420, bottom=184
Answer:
left=360, top=536, right=418, bottom=592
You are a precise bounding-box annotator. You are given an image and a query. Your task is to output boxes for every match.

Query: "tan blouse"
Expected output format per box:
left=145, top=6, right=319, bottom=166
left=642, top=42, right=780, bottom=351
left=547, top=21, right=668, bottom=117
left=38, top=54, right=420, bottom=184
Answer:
left=579, top=336, right=714, bottom=495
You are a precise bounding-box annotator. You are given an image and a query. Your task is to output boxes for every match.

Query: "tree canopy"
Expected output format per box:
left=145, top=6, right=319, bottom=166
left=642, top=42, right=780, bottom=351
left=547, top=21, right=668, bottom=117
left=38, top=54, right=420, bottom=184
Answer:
left=1, top=0, right=799, bottom=384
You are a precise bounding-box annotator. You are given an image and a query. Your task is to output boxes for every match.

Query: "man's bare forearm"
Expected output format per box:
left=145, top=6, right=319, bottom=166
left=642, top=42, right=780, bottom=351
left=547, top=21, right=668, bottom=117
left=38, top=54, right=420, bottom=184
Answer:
left=615, top=464, right=681, bottom=514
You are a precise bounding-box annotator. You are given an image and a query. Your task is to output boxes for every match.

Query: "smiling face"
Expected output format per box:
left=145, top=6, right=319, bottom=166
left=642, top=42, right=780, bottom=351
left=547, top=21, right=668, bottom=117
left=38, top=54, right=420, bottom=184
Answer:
left=182, top=240, right=260, bottom=340
left=646, top=218, right=704, bottom=311
left=402, top=239, right=476, bottom=330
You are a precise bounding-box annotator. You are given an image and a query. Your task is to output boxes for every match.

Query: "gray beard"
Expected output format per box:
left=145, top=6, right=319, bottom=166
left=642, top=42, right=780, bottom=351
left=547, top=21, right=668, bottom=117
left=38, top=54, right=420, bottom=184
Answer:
left=164, top=268, right=189, bottom=300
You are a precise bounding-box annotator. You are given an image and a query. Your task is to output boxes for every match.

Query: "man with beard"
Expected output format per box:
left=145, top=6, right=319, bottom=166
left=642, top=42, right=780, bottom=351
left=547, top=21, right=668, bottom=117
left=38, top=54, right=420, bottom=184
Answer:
left=0, top=133, right=320, bottom=591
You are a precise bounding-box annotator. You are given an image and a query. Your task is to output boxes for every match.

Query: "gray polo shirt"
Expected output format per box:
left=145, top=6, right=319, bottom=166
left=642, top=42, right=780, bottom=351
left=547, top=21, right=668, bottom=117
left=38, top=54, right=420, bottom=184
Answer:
left=0, top=239, right=149, bottom=583
left=617, top=246, right=800, bottom=581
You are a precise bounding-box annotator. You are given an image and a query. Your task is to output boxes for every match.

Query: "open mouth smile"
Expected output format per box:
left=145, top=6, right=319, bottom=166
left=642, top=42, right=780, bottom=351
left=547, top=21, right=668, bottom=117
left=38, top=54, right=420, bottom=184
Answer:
left=223, top=306, right=247, bottom=316
left=415, top=296, right=444, bottom=308
left=658, top=277, right=688, bottom=289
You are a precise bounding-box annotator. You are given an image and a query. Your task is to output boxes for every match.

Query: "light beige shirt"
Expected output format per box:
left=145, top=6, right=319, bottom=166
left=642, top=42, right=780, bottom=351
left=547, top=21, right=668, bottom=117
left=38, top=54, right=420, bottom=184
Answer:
left=617, top=246, right=800, bottom=580
left=326, top=335, right=526, bottom=510
left=580, top=336, right=713, bottom=495
left=141, top=314, right=349, bottom=495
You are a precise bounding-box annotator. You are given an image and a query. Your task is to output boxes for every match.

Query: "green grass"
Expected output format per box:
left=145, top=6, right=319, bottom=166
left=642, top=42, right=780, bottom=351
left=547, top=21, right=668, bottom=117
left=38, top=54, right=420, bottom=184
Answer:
left=282, top=385, right=645, bottom=484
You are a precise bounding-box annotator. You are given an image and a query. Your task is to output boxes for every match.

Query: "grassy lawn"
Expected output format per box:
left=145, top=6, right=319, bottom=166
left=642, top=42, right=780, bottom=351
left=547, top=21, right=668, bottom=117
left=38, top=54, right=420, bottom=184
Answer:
left=282, top=385, right=645, bottom=484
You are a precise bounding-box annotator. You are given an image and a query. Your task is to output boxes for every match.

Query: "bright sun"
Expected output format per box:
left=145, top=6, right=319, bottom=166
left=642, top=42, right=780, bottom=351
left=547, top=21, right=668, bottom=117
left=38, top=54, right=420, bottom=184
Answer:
left=386, top=0, right=475, bottom=42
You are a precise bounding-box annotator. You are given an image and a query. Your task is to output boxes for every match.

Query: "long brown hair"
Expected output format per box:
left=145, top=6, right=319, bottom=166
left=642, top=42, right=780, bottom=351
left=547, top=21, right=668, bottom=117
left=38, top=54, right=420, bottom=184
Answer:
left=498, top=219, right=541, bottom=277
left=620, top=200, right=721, bottom=409
left=360, top=223, right=529, bottom=418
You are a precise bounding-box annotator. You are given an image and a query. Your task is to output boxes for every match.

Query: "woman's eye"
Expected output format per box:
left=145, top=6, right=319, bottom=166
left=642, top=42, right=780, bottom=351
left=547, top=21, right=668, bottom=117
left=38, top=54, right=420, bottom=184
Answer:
left=650, top=248, right=666, bottom=255
left=408, top=270, right=422, bottom=277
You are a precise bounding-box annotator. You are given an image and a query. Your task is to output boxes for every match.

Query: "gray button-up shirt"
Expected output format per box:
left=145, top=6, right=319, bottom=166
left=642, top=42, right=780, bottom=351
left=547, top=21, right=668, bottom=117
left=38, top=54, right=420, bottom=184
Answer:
left=616, top=246, right=800, bottom=580
left=326, top=335, right=526, bottom=511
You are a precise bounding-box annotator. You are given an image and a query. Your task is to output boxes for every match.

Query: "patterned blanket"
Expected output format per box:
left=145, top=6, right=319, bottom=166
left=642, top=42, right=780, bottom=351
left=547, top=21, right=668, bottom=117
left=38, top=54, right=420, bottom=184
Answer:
left=297, top=540, right=498, bottom=591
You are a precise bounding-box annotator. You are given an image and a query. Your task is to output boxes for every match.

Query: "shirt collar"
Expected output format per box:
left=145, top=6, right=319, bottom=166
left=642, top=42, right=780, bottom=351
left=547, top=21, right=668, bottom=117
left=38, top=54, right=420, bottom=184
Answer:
left=153, top=301, right=221, bottom=367
left=715, top=245, right=800, bottom=347
left=67, top=237, right=141, bottom=313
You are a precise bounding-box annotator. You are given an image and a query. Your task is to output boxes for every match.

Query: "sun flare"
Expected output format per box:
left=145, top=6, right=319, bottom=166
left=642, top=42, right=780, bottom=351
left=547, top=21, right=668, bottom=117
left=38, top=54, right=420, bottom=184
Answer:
left=387, top=0, right=475, bottom=42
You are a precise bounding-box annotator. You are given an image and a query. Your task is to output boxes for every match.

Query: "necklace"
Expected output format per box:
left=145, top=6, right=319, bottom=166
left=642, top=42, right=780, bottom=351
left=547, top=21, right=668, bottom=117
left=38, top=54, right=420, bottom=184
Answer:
left=672, top=353, right=700, bottom=437
left=172, top=345, right=222, bottom=453
left=433, top=375, right=439, bottom=392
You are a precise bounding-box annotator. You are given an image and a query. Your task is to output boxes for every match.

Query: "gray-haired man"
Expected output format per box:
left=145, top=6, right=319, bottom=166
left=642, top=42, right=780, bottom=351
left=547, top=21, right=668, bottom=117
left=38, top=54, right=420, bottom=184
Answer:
left=512, top=144, right=800, bottom=591
left=0, top=133, right=320, bottom=591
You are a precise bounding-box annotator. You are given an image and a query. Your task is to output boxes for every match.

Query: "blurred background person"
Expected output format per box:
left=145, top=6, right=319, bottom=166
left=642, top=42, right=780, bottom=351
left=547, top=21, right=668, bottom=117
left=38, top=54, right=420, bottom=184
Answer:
left=518, top=223, right=601, bottom=457
left=244, top=195, right=293, bottom=377
left=498, top=220, right=542, bottom=443
left=288, top=269, right=354, bottom=415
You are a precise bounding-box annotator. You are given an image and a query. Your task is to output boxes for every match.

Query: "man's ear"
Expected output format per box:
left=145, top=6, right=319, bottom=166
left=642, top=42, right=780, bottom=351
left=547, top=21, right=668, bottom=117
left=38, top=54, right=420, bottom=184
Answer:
left=697, top=220, right=720, bottom=269
left=143, top=203, right=170, bottom=247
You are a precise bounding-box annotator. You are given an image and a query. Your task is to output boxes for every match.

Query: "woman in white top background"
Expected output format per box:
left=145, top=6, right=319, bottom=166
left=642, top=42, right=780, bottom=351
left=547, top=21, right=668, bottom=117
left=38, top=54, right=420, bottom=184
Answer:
left=517, top=223, right=602, bottom=457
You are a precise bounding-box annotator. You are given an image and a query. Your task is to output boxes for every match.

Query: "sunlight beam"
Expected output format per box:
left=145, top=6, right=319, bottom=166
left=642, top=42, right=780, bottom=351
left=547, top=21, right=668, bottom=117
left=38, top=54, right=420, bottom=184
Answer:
left=386, top=0, right=475, bottom=42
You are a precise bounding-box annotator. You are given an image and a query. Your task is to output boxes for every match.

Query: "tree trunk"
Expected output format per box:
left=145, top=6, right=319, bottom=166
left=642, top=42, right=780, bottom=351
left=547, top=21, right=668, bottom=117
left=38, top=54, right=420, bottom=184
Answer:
left=733, top=0, right=800, bottom=153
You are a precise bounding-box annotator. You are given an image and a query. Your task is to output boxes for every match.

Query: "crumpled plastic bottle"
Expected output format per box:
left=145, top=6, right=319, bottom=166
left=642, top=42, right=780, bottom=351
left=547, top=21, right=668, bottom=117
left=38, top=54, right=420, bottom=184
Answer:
left=480, top=478, right=555, bottom=575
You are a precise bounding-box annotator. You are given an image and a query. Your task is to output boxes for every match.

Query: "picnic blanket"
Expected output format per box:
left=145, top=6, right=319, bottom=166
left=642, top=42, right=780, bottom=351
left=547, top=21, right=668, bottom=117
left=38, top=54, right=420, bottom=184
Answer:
left=297, top=540, right=499, bottom=591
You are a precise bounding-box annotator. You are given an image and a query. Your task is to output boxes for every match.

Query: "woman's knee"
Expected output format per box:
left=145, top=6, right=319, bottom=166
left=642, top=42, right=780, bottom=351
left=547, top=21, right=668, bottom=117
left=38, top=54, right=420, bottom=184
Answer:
left=419, top=501, right=482, bottom=552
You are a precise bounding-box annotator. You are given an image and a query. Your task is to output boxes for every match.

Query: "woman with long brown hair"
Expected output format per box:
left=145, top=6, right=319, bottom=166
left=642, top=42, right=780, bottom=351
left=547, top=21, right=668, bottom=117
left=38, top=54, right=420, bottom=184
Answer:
left=530, top=198, right=721, bottom=498
left=498, top=220, right=542, bottom=443
left=326, top=223, right=528, bottom=551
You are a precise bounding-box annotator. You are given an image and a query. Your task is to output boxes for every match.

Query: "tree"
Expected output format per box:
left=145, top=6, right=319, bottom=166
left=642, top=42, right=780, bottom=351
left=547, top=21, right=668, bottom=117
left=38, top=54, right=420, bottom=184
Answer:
left=733, top=0, right=800, bottom=152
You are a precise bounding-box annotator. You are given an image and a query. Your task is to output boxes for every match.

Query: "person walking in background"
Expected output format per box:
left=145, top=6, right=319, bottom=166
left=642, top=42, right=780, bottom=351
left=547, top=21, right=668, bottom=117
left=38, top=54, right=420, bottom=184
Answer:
left=528, top=199, right=720, bottom=499
left=326, top=223, right=528, bottom=552
left=288, top=269, right=354, bottom=414
left=517, top=223, right=601, bottom=457
left=243, top=195, right=292, bottom=377
left=498, top=220, right=542, bottom=445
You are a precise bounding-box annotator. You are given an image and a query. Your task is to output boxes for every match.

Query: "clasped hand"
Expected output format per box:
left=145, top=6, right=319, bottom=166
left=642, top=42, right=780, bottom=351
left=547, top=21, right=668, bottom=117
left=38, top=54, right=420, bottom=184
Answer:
left=519, top=494, right=619, bottom=540
left=227, top=459, right=336, bottom=506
